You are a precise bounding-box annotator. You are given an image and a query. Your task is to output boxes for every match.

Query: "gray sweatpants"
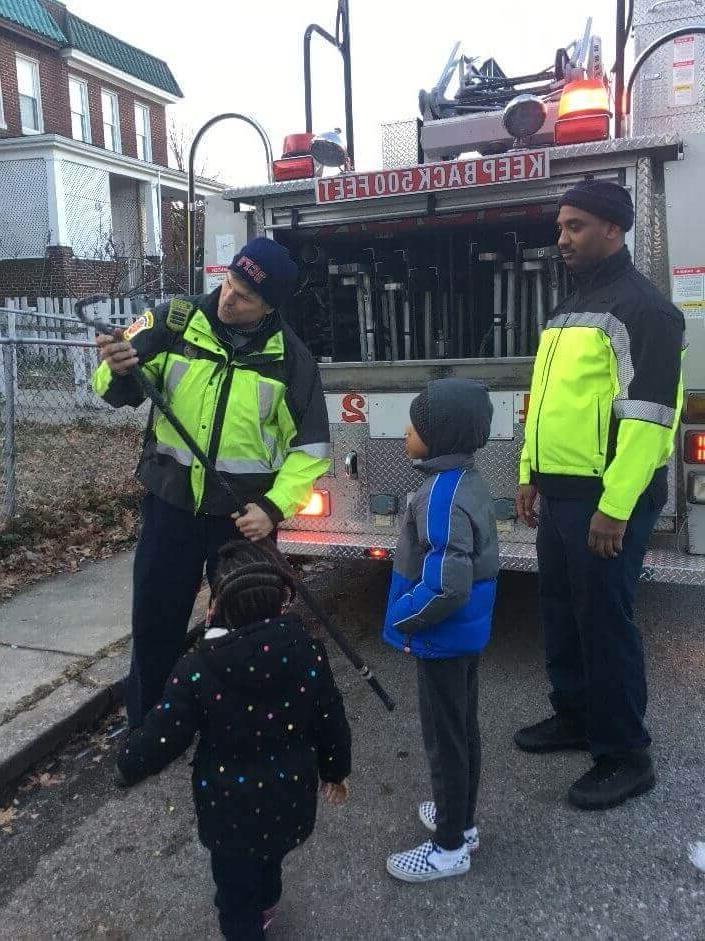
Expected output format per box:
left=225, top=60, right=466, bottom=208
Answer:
left=417, top=654, right=481, bottom=851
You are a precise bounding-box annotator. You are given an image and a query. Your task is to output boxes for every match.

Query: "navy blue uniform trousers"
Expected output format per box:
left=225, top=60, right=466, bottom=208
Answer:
left=537, top=493, right=661, bottom=757
left=126, top=493, right=243, bottom=726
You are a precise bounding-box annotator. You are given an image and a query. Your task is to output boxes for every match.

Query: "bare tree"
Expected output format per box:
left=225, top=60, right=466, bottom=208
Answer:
left=167, top=117, right=220, bottom=181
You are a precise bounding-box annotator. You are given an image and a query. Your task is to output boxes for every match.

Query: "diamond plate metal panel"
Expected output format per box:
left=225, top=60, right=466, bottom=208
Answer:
left=634, top=109, right=705, bottom=137
left=366, top=436, right=522, bottom=504
left=282, top=409, right=680, bottom=542
left=633, top=22, right=705, bottom=135
left=652, top=190, right=670, bottom=298
left=633, top=0, right=704, bottom=27
left=380, top=120, right=420, bottom=169
left=279, top=531, right=705, bottom=583
left=281, top=423, right=371, bottom=534
left=366, top=437, right=423, bottom=499
left=254, top=201, right=267, bottom=238
left=224, top=179, right=316, bottom=201
left=279, top=530, right=396, bottom=559
left=549, top=135, right=681, bottom=160
left=635, top=157, right=656, bottom=282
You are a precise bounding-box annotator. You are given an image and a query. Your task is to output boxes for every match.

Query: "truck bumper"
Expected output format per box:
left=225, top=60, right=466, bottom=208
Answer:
left=278, top=531, right=705, bottom=586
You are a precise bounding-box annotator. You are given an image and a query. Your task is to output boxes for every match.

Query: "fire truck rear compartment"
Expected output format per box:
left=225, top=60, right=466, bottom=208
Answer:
left=277, top=212, right=567, bottom=363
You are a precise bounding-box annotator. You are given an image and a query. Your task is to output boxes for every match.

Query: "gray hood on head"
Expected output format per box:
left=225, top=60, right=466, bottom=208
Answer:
left=423, top=378, right=493, bottom=458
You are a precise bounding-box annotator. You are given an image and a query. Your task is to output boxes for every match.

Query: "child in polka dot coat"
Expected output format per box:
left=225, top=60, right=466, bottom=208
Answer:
left=116, top=540, right=352, bottom=940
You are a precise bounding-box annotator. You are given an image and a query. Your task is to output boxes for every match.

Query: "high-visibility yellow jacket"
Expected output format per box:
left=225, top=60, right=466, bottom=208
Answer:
left=520, top=248, right=685, bottom=520
left=92, top=294, right=330, bottom=520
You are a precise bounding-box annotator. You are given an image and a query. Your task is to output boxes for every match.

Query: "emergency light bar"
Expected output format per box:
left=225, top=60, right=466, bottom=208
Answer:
left=554, top=79, right=610, bottom=146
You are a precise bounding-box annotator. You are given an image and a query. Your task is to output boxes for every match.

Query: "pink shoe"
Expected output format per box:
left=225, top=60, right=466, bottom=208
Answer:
left=262, top=906, right=277, bottom=932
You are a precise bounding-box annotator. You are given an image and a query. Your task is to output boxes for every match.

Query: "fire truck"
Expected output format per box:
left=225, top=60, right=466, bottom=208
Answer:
left=200, top=0, right=705, bottom=585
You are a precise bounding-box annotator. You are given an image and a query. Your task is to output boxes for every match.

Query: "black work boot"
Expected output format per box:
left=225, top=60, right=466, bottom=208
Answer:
left=514, top=715, right=589, bottom=753
left=568, top=751, right=655, bottom=810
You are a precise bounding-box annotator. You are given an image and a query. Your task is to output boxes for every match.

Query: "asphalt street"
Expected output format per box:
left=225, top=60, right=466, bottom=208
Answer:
left=1, top=564, right=704, bottom=940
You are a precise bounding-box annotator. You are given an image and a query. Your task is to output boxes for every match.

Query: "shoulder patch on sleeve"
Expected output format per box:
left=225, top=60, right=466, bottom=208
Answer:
left=123, top=310, right=154, bottom=341
left=166, top=298, right=194, bottom=333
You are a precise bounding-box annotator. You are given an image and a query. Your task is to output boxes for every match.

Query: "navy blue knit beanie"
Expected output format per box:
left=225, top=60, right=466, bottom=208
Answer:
left=558, top=179, right=634, bottom=232
left=229, top=238, right=299, bottom=309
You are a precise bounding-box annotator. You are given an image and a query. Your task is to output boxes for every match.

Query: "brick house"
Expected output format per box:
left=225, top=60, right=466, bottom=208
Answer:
left=0, top=0, right=223, bottom=298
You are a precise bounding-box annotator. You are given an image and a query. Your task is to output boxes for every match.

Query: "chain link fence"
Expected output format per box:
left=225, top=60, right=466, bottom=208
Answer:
left=0, top=301, right=149, bottom=560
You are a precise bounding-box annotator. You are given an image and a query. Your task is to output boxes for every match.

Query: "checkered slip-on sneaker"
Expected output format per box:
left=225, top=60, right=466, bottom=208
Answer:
left=418, top=801, right=480, bottom=853
left=386, top=840, right=470, bottom=883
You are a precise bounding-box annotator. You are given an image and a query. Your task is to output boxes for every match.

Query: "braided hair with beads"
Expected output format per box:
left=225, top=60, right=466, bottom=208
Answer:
left=210, top=540, right=297, bottom=629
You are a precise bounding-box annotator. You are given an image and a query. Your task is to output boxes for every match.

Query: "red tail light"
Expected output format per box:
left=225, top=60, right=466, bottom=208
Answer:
left=555, top=113, right=610, bottom=146
left=684, top=431, right=705, bottom=464
left=555, top=79, right=611, bottom=146
left=272, top=155, right=315, bottom=182
left=297, top=490, right=330, bottom=517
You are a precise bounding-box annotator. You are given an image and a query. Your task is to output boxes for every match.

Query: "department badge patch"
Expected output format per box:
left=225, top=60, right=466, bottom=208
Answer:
left=123, top=310, right=154, bottom=341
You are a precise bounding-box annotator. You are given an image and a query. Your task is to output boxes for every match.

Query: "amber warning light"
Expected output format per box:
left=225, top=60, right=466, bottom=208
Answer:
left=555, top=79, right=611, bottom=146
left=297, top=490, right=331, bottom=517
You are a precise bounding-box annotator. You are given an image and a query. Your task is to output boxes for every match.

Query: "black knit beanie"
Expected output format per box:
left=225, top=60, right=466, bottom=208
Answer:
left=409, top=390, right=431, bottom=446
left=558, top=179, right=634, bottom=232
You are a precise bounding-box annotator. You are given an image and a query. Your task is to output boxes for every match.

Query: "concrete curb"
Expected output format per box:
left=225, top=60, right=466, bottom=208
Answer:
left=0, top=618, right=206, bottom=792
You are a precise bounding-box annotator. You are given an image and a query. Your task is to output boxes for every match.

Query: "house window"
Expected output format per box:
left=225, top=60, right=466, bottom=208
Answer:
left=69, top=77, right=91, bottom=143
left=16, top=55, right=43, bottom=134
left=135, top=102, right=152, bottom=162
left=101, top=90, right=121, bottom=153
left=0, top=75, right=6, bottom=129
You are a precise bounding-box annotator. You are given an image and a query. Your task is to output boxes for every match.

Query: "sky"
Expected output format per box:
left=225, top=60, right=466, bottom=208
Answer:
left=66, top=0, right=623, bottom=185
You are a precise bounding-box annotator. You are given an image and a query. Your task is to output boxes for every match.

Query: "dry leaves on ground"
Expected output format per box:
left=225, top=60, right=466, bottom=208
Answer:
left=1, top=421, right=144, bottom=599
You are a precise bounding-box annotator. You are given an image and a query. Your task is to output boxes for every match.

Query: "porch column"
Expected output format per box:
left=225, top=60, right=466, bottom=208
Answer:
left=45, top=155, right=69, bottom=246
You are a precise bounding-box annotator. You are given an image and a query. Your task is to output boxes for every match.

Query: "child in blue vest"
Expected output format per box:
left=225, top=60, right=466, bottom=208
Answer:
left=383, top=378, right=499, bottom=883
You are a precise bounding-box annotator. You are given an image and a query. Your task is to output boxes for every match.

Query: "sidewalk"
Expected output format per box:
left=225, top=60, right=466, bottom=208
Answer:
left=0, top=552, right=208, bottom=789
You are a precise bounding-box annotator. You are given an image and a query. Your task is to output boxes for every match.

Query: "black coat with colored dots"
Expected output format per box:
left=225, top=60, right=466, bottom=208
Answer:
left=117, top=614, right=351, bottom=859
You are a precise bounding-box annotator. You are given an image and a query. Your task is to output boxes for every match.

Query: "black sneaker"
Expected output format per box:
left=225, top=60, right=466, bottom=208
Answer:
left=514, top=715, right=589, bottom=753
left=568, top=752, right=655, bottom=810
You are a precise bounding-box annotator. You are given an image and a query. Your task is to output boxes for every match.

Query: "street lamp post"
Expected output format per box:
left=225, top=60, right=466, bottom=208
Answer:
left=187, top=113, right=273, bottom=295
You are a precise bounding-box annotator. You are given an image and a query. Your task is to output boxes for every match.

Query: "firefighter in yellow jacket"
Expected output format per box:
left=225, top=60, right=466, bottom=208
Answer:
left=514, top=181, right=685, bottom=810
left=93, top=238, right=330, bottom=726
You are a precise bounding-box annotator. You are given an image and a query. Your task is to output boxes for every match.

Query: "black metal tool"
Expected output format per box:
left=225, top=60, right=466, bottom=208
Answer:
left=76, top=296, right=395, bottom=712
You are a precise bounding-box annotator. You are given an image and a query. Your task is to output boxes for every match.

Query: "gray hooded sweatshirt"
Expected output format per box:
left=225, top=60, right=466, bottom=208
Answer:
left=383, top=379, right=500, bottom=657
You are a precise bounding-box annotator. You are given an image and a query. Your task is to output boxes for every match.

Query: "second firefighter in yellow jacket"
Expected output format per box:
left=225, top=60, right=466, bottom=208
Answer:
left=514, top=180, right=684, bottom=811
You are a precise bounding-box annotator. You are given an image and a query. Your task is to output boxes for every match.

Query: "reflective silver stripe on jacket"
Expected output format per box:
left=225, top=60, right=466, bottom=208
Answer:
left=613, top=399, right=676, bottom=425
left=155, top=442, right=193, bottom=466
left=290, top=442, right=331, bottom=459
